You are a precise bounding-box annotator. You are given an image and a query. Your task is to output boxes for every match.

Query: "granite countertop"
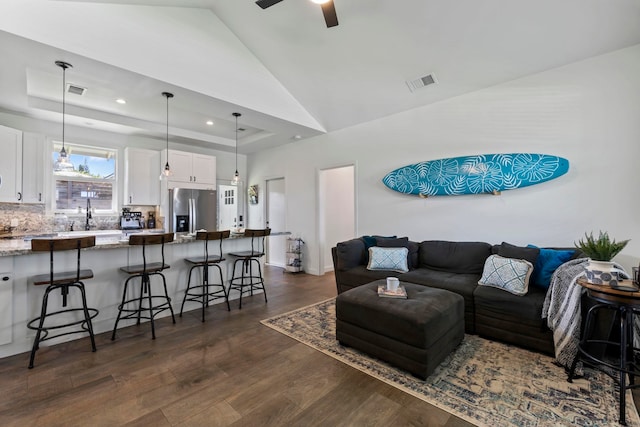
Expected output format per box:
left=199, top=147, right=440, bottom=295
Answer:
left=0, top=229, right=291, bottom=257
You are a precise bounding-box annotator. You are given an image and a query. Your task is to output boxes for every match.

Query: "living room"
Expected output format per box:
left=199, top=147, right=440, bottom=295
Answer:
left=0, top=1, right=640, bottom=425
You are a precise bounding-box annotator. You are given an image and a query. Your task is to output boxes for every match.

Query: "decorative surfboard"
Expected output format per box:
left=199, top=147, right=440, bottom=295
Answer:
left=382, top=153, right=569, bottom=197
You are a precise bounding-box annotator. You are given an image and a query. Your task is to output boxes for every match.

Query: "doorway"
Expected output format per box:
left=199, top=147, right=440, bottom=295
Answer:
left=266, top=177, right=286, bottom=267
left=319, top=165, right=356, bottom=274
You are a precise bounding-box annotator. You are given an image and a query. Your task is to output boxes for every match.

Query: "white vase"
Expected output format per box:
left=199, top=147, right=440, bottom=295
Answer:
left=585, top=259, right=624, bottom=286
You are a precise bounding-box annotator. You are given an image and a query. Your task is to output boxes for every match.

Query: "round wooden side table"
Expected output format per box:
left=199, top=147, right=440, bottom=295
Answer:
left=568, top=278, right=640, bottom=425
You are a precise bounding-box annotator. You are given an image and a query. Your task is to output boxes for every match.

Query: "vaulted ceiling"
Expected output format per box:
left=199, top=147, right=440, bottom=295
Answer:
left=1, top=0, right=639, bottom=154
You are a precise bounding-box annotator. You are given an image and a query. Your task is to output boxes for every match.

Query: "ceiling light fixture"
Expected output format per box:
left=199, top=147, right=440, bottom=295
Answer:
left=310, top=0, right=331, bottom=3
left=55, top=60, right=72, bottom=166
left=231, top=112, right=241, bottom=186
left=160, top=91, right=174, bottom=179
left=116, top=98, right=126, bottom=104
left=206, top=120, right=214, bottom=126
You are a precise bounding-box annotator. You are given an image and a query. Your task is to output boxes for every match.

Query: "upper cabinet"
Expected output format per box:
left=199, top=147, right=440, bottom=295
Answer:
left=21, top=132, right=45, bottom=204
left=0, top=125, right=23, bottom=203
left=163, top=149, right=216, bottom=189
left=124, top=147, right=160, bottom=206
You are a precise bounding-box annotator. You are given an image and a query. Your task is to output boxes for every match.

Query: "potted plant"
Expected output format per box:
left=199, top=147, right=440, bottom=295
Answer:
left=575, top=231, right=630, bottom=284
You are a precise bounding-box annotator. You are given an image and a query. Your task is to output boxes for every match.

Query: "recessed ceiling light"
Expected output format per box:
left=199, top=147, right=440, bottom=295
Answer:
left=116, top=98, right=126, bottom=104
left=206, top=120, right=214, bottom=126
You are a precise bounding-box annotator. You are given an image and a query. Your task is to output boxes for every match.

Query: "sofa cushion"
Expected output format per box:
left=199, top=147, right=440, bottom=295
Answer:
left=377, top=237, right=420, bottom=269
left=335, top=238, right=366, bottom=270
left=419, top=240, right=492, bottom=274
left=338, top=266, right=402, bottom=290
left=527, top=245, right=576, bottom=289
left=367, top=247, right=409, bottom=273
left=497, top=241, right=539, bottom=265
left=474, top=283, right=548, bottom=330
left=478, top=254, right=533, bottom=296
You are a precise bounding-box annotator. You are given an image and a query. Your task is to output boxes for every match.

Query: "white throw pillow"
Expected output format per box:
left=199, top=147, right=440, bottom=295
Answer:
left=367, top=247, right=409, bottom=273
left=478, top=254, right=533, bottom=296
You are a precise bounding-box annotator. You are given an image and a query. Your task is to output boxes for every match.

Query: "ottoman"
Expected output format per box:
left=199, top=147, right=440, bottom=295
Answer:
left=335, top=280, right=464, bottom=379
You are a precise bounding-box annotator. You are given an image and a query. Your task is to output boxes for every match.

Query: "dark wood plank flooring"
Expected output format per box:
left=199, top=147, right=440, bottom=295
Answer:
left=3, top=266, right=623, bottom=426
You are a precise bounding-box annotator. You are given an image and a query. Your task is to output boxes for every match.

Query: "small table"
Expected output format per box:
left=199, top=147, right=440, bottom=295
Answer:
left=568, top=278, right=640, bottom=425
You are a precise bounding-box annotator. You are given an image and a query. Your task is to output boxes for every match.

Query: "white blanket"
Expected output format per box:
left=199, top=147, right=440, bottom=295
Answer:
left=542, top=258, right=589, bottom=373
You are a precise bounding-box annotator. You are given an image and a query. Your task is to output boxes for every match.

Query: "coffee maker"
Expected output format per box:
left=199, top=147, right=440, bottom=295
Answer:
left=147, top=211, right=156, bottom=229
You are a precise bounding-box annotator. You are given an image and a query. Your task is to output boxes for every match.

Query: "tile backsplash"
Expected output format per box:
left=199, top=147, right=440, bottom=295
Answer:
left=0, top=203, right=149, bottom=233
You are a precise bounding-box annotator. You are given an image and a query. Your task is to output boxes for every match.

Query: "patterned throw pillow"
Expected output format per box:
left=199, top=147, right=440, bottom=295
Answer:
left=478, top=254, right=533, bottom=296
left=366, top=247, right=409, bottom=273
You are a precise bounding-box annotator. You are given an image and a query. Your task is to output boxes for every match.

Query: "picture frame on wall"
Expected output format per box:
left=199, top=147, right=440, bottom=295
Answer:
left=249, top=185, right=258, bottom=204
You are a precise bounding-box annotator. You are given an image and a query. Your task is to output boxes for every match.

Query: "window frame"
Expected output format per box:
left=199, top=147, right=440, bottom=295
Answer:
left=51, top=140, right=118, bottom=214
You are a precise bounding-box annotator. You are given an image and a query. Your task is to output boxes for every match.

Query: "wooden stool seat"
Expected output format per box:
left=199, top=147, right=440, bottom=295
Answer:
left=119, top=263, right=169, bottom=275
left=228, top=228, right=270, bottom=309
left=27, top=235, right=98, bottom=369
left=180, top=230, right=231, bottom=321
left=111, top=233, right=176, bottom=340
left=32, top=269, right=94, bottom=286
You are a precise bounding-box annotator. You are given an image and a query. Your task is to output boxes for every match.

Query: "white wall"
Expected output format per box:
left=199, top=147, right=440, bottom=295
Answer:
left=320, top=166, right=355, bottom=272
left=248, top=44, right=640, bottom=275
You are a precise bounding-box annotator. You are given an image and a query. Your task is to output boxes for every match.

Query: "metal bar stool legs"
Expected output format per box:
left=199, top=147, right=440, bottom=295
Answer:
left=111, top=233, right=176, bottom=341
left=179, top=230, right=231, bottom=321
left=27, top=236, right=98, bottom=369
left=180, top=262, right=230, bottom=322
left=230, top=257, right=268, bottom=309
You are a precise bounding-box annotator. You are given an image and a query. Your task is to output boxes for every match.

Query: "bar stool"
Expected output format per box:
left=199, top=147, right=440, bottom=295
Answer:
left=228, top=228, right=271, bottom=309
left=111, top=233, right=176, bottom=340
left=28, top=236, right=98, bottom=369
left=180, top=230, right=231, bottom=321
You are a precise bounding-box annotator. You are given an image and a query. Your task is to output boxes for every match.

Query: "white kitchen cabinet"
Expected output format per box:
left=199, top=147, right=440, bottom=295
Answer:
left=163, top=149, right=216, bottom=189
left=0, top=271, right=13, bottom=346
left=124, top=147, right=160, bottom=205
left=21, top=132, right=45, bottom=204
left=0, top=125, right=23, bottom=203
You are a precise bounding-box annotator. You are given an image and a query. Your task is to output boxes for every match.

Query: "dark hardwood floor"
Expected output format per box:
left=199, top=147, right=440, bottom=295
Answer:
left=0, top=266, right=571, bottom=426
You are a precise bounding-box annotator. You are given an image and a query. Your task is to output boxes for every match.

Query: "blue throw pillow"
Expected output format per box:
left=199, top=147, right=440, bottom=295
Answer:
left=527, top=245, right=575, bottom=289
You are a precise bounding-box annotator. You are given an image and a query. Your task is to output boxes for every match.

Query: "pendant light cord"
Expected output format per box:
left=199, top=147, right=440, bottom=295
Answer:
left=62, top=65, right=66, bottom=150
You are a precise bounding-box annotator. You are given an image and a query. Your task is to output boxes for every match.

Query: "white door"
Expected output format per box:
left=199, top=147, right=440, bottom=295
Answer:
left=218, top=184, right=238, bottom=231
left=319, top=165, right=356, bottom=274
left=266, top=178, right=286, bottom=267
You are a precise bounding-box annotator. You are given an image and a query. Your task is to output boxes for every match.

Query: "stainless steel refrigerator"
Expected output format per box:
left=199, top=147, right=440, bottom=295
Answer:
left=169, top=188, right=217, bottom=233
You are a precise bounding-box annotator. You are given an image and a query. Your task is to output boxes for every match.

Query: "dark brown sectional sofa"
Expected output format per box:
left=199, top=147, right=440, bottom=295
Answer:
left=332, top=237, right=580, bottom=355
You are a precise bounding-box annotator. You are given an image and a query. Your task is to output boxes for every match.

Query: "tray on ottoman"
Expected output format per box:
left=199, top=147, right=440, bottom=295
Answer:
left=335, top=280, right=464, bottom=379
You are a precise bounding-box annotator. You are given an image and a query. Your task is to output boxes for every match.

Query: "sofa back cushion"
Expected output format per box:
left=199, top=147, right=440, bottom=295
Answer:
left=376, top=237, right=420, bottom=270
left=335, top=238, right=366, bottom=270
left=419, top=240, right=492, bottom=274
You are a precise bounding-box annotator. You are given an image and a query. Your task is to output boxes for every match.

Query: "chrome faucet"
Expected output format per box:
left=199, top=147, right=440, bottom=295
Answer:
left=85, top=197, right=92, bottom=231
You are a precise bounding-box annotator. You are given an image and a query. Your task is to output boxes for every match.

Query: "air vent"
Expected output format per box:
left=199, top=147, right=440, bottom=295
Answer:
left=238, top=128, right=246, bottom=132
left=66, top=83, right=86, bottom=96
left=406, top=73, right=436, bottom=93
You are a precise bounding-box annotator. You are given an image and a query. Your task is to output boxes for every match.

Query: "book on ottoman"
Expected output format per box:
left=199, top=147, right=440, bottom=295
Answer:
left=377, top=285, right=407, bottom=299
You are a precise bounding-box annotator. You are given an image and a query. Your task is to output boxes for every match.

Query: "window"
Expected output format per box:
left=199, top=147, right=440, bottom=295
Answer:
left=52, top=142, right=117, bottom=212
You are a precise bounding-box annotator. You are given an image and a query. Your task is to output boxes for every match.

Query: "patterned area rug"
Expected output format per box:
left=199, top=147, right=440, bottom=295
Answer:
left=261, top=298, right=640, bottom=427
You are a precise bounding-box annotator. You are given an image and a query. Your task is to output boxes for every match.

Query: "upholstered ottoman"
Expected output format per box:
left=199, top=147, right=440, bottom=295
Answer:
left=335, top=280, right=464, bottom=379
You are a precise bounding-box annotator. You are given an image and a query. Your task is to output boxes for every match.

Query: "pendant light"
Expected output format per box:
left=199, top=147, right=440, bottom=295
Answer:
left=231, top=112, right=241, bottom=186
left=160, top=92, right=174, bottom=179
left=55, top=61, right=73, bottom=168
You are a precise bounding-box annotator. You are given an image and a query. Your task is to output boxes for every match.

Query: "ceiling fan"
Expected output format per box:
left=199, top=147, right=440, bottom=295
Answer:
left=256, top=0, right=339, bottom=28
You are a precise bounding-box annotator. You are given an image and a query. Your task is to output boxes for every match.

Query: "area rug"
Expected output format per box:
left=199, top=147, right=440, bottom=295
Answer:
left=261, top=298, right=640, bottom=427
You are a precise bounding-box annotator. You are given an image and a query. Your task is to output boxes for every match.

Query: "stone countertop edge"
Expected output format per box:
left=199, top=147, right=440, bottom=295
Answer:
left=1, top=233, right=237, bottom=257
left=0, top=231, right=291, bottom=257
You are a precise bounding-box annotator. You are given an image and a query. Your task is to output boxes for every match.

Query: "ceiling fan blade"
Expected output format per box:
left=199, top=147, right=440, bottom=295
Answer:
left=256, top=0, right=284, bottom=9
left=321, top=1, right=339, bottom=28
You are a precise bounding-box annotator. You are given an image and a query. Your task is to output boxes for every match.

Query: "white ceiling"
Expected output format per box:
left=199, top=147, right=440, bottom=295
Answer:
left=1, top=0, right=639, bottom=154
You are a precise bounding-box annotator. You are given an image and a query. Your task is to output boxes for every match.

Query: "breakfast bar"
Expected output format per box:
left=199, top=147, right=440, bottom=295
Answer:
left=0, top=231, right=263, bottom=359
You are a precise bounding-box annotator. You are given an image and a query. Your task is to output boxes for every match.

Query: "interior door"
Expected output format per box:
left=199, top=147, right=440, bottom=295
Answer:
left=266, top=178, right=286, bottom=267
left=218, top=184, right=237, bottom=231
